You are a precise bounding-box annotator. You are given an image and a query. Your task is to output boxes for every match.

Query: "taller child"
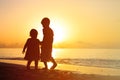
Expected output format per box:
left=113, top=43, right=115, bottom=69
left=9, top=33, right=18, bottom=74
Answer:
left=41, top=17, right=57, bottom=70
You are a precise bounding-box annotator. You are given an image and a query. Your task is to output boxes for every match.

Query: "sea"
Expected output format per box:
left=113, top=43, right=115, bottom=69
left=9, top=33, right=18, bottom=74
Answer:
left=0, top=48, right=120, bottom=69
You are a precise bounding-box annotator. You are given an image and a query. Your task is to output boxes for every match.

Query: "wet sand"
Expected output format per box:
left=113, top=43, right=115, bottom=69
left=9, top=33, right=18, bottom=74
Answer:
left=0, top=59, right=120, bottom=80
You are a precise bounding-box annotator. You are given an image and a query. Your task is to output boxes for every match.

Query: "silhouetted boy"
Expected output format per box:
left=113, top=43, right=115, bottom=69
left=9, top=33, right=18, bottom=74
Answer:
left=41, top=17, right=57, bottom=70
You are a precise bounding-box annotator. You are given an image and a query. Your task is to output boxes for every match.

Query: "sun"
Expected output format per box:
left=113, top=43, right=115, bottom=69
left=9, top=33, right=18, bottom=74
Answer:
left=34, top=18, right=68, bottom=45
left=50, top=20, right=67, bottom=44
left=53, top=27, right=65, bottom=43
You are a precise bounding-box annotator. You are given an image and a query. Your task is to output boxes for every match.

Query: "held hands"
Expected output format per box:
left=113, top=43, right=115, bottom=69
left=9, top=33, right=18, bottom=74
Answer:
left=22, top=50, right=25, bottom=54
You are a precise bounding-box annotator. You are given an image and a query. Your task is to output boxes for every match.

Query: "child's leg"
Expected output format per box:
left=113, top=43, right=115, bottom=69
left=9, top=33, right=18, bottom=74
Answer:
left=35, top=60, right=38, bottom=70
left=50, top=57, right=57, bottom=70
left=27, top=60, right=32, bottom=70
left=43, top=61, right=48, bottom=69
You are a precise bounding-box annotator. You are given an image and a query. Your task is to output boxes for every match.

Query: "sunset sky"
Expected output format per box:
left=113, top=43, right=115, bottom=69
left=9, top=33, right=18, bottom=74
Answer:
left=0, top=0, right=120, bottom=48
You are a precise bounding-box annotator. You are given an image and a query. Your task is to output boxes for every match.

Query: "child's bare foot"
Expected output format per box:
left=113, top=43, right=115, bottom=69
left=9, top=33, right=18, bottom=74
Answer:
left=50, top=63, right=57, bottom=70
left=26, top=66, right=30, bottom=70
left=35, top=66, right=38, bottom=70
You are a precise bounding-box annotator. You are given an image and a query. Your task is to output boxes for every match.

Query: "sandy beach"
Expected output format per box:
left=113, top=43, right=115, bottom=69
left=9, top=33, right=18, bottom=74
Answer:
left=0, top=59, right=120, bottom=80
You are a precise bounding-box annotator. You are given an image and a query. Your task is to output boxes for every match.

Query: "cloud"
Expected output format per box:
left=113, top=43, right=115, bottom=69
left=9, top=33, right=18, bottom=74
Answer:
left=53, top=41, right=97, bottom=48
left=53, top=41, right=120, bottom=49
left=0, top=41, right=120, bottom=48
left=0, top=43, right=6, bottom=48
left=0, top=42, right=23, bottom=48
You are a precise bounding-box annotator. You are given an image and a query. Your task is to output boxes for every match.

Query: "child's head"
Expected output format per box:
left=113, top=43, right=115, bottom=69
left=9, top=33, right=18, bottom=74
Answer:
left=30, top=29, right=38, bottom=38
left=41, top=17, right=50, bottom=28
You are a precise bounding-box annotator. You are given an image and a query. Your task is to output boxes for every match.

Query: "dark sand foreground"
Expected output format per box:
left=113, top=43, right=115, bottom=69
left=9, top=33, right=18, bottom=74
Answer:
left=0, top=60, right=120, bottom=80
left=0, top=62, right=76, bottom=80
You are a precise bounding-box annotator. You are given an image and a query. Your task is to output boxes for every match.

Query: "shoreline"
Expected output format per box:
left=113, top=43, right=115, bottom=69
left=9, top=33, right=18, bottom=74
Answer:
left=0, top=59, right=120, bottom=80
left=0, top=59, right=120, bottom=75
left=1, top=57, right=120, bottom=69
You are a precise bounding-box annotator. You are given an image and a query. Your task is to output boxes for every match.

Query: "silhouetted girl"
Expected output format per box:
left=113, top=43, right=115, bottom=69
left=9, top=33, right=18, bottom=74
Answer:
left=22, top=29, right=41, bottom=70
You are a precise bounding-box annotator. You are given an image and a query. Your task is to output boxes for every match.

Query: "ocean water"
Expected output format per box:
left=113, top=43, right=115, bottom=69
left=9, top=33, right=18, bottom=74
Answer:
left=0, top=48, right=120, bottom=69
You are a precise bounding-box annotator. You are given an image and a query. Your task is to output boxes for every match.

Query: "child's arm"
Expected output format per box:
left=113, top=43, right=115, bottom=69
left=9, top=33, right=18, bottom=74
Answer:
left=38, top=39, right=42, bottom=45
left=22, top=39, right=29, bottom=54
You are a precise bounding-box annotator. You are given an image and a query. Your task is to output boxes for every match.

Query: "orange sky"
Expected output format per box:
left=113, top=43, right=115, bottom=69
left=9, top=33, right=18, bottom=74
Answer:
left=0, top=0, right=120, bottom=48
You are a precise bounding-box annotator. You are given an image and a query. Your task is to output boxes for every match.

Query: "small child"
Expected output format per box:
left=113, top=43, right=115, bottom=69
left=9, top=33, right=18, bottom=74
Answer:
left=22, top=29, right=41, bottom=70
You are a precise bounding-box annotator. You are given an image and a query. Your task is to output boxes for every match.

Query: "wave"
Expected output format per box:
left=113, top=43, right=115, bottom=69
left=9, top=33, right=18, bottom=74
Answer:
left=0, top=57, right=120, bottom=69
left=56, top=58, right=120, bottom=69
